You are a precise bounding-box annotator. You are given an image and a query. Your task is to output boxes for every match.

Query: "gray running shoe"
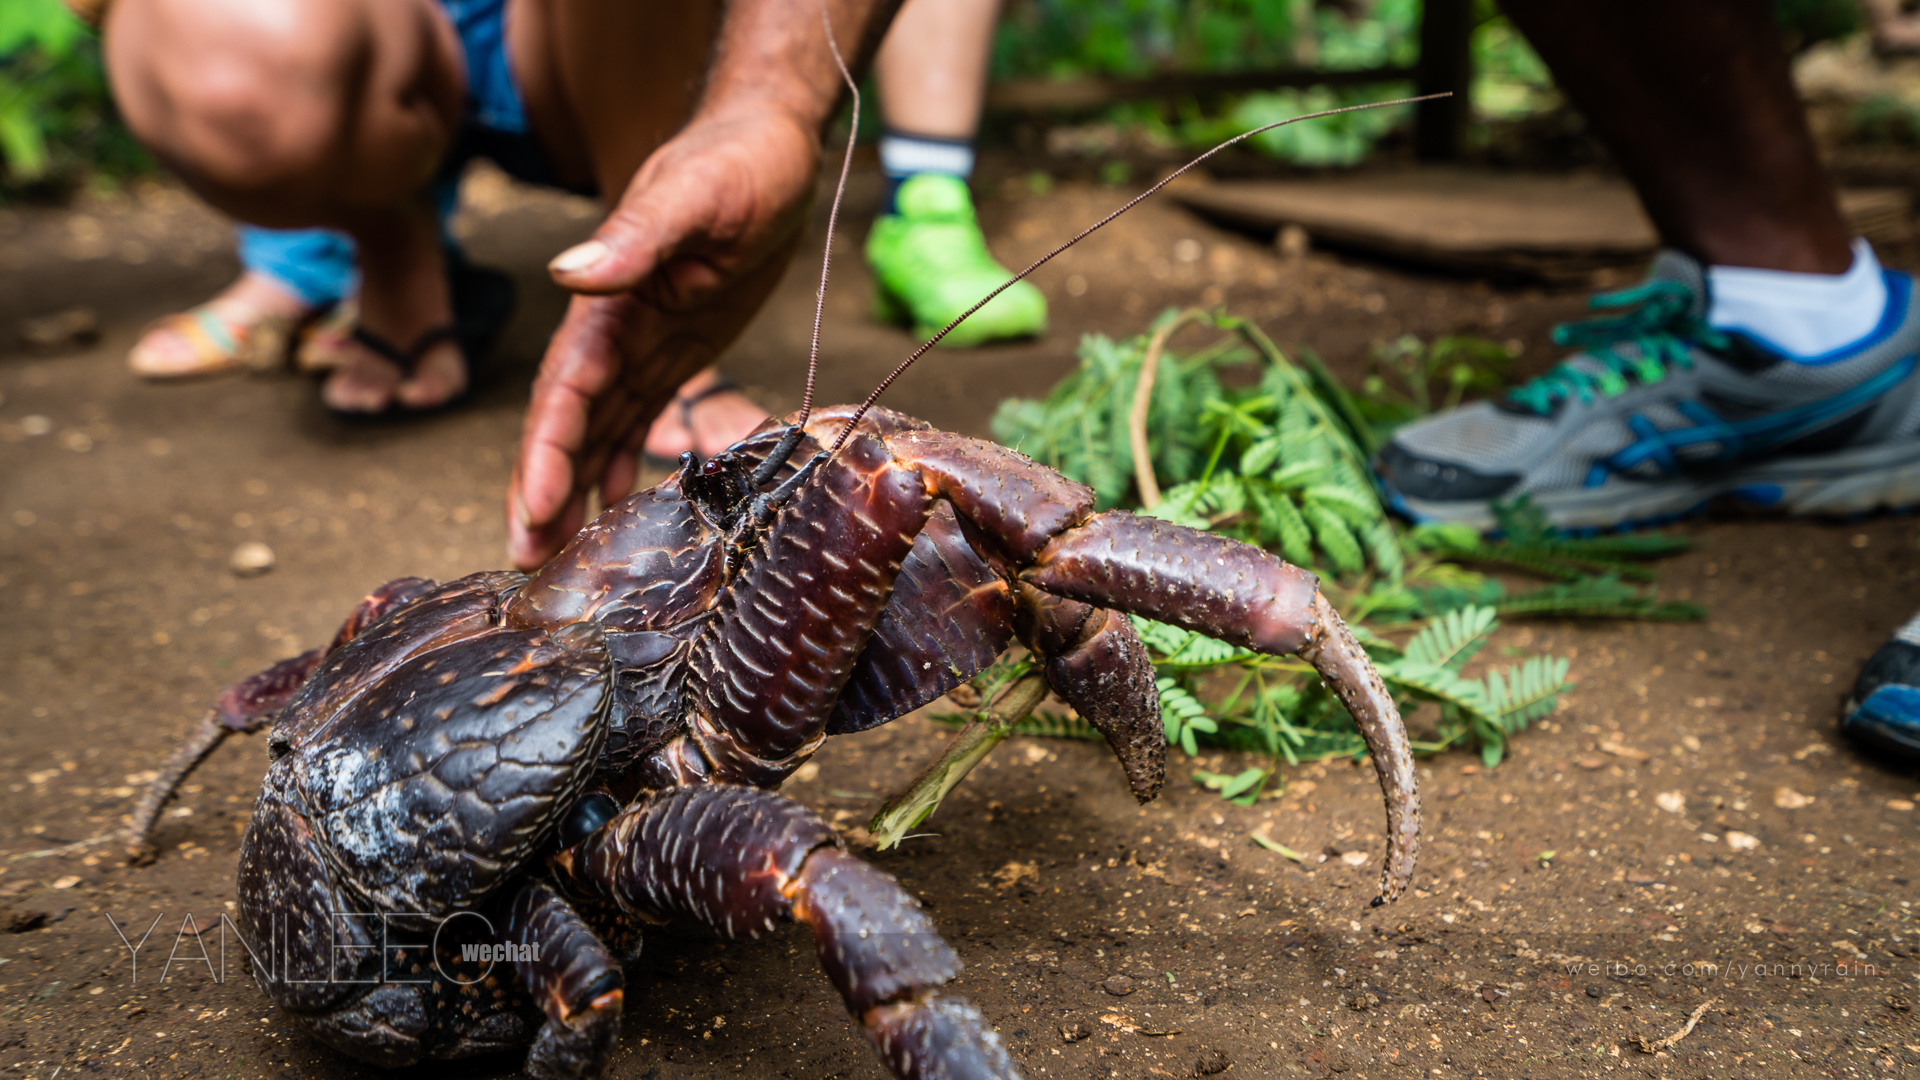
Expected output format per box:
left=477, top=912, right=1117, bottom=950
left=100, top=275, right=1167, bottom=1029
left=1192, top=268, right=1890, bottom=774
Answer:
left=1376, top=251, right=1920, bottom=531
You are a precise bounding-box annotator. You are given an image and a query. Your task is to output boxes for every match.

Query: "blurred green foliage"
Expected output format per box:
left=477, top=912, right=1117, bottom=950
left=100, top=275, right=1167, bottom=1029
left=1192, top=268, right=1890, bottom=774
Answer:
left=994, top=0, right=1553, bottom=167
left=1774, top=0, right=1865, bottom=52
left=993, top=0, right=1869, bottom=166
left=0, top=0, right=1881, bottom=195
left=0, top=0, right=148, bottom=200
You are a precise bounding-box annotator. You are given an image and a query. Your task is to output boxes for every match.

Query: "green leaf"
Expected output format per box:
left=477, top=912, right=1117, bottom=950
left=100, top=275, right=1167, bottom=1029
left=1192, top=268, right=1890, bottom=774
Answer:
left=1241, top=435, right=1283, bottom=478
left=1479, top=736, right=1506, bottom=769
left=1193, top=766, right=1267, bottom=804
left=1483, top=655, right=1572, bottom=732
left=1301, top=501, right=1362, bottom=575
left=1251, top=833, right=1304, bottom=860
left=1303, top=486, right=1378, bottom=533
left=0, top=97, right=50, bottom=180
left=1490, top=495, right=1553, bottom=545
left=1249, top=484, right=1314, bottom=567
left=1267, top=459, right=1326, bottom=491
left=1403, top=605, right=1497, bottom=671
left=0, top=0, right=85, bottom=58
left=1381, top=661, right=1500, bottom=729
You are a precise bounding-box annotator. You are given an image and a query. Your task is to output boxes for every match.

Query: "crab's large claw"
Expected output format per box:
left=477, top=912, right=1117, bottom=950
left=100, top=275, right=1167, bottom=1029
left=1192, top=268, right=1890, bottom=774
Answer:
left=879, top=428, right=1420, bottom=904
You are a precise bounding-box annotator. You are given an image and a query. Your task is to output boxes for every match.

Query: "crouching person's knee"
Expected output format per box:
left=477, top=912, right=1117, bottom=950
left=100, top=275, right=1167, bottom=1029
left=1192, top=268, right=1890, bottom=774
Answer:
left=104, top=0, right=364, bottom=207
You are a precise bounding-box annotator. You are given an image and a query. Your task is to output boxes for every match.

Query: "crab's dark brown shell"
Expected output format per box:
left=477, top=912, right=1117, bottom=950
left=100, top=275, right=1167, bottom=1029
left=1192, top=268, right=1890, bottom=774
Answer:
left=264, top=575, right=612, bottom=921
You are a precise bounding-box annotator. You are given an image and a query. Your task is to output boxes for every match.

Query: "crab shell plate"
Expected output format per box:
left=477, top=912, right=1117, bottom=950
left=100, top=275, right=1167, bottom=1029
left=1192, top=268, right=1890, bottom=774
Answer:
left=264, top=574, right=613, bottom=923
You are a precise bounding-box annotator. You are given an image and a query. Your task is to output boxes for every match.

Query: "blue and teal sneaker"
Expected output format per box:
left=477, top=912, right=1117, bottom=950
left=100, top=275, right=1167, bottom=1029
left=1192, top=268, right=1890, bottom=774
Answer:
left=1375, top=250, right=1920, bottom=531
left=1842, top=614, right=1920, bottom=760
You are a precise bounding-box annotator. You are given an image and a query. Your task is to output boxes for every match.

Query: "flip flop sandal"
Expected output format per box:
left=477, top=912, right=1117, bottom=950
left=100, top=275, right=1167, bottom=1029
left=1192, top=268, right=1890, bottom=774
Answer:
left=127, top=304, right=300, bottom=380
left=641, top=375, right=744, bottom=468
left=294, top=299, right=357, bottom=374
left=324, top=255, right=516, bottom=422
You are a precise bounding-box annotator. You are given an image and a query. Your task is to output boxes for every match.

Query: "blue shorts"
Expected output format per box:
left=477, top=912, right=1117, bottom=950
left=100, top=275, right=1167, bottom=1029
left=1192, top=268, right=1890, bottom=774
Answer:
left=237, top=0, right=582, bottom=306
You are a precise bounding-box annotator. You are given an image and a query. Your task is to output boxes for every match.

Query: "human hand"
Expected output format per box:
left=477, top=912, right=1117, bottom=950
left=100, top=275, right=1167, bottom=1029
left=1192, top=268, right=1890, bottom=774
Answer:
left=507, top=104, right=817, bottom=570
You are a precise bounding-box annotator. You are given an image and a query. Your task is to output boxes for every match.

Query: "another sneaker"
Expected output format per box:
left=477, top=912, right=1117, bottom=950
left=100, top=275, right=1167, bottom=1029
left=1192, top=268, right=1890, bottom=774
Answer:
left=1842, top=612, right=1920, bottom=760
left=866, top=174, right=1048, bottom=347
left=1375, top=251, right=1920, bottom=531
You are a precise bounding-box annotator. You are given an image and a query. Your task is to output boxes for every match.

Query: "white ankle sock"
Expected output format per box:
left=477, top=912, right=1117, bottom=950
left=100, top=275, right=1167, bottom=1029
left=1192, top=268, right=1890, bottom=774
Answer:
left=1706, top=238, right=1888, bottom=359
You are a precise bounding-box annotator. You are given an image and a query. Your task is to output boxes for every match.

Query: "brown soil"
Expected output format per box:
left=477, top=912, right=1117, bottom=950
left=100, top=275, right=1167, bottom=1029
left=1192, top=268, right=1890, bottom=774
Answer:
left=1, top=160, right=1917, bottom=1080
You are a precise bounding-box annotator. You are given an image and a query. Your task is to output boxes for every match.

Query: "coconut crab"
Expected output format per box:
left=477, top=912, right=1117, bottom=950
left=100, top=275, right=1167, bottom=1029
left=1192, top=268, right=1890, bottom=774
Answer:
left=126, top=37, right=1427, bottom=1080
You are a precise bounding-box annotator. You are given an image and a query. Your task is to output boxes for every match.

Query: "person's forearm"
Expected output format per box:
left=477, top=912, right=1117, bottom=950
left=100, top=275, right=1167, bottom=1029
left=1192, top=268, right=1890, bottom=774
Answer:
left=697, top=0, right=905, bottom=132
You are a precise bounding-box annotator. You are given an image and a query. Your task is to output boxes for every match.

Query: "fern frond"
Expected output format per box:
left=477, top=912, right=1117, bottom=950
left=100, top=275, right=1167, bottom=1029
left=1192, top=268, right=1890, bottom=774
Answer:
left=1403, top=605, right=1497, bottom=671
left=1482, top=655, right=1572, bottom=732
left=1302, top=500, right=1363, bottom=575
left=1303, top=483, right=1378, bottom=530
left=1379, top=660, right=1496, bottom=725
left=1248, top=483, right=1315, bottom=566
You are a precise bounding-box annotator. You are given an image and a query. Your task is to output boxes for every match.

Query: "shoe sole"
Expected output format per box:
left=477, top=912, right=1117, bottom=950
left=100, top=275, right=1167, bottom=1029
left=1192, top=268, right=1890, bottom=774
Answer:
left=1388, top=437, right=1920, bottom=531
left=1842, top=687, right=1920, bottom=760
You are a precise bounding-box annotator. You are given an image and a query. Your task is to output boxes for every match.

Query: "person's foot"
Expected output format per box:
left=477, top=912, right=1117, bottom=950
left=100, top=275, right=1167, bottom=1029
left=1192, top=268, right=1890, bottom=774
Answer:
left=293, top=298, right=358, bottom=373
left=865, top=174, right=1047, bottom=347
left=1375, top=250, right=1920, bottom=531
left=1842, top=613, right=1920, bottom=760
left=127, top=273, right=313, bottom=378
left=640, top=369, right=769, bottom=461
left=319, top=229, right=466, bottom=415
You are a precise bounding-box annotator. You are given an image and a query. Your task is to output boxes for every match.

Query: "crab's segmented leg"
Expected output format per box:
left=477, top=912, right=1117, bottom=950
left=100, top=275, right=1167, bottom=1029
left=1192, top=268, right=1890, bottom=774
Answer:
left=556, top=785, right=1020, bottom=1080
left=504, top=881, right=623, bottom=1080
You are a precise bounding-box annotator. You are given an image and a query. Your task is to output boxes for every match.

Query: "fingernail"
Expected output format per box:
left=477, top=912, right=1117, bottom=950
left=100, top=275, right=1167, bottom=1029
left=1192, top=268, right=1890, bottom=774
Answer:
left=549, top=240, right=609, bottom=276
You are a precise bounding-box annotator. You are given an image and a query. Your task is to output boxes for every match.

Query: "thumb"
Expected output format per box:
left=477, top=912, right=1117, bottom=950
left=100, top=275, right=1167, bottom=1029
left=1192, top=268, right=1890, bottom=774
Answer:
left=548, top=199, right=676, bottom=296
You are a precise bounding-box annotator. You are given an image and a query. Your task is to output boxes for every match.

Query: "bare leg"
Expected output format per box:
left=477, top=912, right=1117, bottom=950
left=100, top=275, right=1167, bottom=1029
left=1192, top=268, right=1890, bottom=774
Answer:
left=874, top=0, right=1002, bottom=139
left=1499, top=0, right=1851, bottom=273
left=105, top=0, right=468, bottom=411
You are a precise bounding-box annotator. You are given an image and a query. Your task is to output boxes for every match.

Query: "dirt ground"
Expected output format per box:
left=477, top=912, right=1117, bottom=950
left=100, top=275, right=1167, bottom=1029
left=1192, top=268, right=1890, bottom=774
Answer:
left=1, top=157, right=1917, bottom=1080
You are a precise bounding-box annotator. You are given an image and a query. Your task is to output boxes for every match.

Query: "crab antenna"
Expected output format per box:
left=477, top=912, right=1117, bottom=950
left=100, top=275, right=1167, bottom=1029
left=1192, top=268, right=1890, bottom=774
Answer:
left=804, top=0, right=862, bottom=425
left=750, top=1, right=861, bottom=491
left=829, top=92, right=1450, bottom=453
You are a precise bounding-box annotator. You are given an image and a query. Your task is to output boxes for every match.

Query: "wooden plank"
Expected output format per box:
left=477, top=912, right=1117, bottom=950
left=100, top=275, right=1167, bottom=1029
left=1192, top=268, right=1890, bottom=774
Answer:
left=984, top=66, right=1418, bottom=115
left=1171, top=169, right=1912, bottom=282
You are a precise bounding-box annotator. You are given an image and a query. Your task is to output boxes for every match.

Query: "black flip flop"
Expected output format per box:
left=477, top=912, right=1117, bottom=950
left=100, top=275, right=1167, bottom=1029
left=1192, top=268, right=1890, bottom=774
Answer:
left=640, top=375, right=744, bottom=469
left=326, top=248, right=516, bottom=422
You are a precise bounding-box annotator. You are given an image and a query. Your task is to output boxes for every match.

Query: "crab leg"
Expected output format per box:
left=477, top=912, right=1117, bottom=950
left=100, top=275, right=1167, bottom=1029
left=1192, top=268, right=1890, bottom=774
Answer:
left=556, top=784, right=1020, bottom=1080
left=503, top=881, right=624, bottom=1080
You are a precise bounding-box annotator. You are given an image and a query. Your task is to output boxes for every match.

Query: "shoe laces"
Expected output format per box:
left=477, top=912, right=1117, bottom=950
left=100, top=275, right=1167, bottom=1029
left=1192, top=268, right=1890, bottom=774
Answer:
left=1507, top=280, right=1730, bottom=414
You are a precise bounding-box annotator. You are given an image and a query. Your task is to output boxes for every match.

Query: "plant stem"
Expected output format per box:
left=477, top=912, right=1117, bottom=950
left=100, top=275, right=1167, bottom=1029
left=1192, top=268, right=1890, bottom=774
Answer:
left=1129, top=309, right=1209, bottom=508
left=868, top=671, right=1050, bottom=849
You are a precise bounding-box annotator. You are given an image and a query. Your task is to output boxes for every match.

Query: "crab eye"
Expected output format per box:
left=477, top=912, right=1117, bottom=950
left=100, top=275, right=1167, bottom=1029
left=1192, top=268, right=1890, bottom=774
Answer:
left=561, top=792, right=621, bottom=847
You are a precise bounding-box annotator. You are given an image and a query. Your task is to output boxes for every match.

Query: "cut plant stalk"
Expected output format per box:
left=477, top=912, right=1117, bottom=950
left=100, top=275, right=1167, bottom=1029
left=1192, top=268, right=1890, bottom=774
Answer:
left=869, top=669, right=1051, bottom=849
